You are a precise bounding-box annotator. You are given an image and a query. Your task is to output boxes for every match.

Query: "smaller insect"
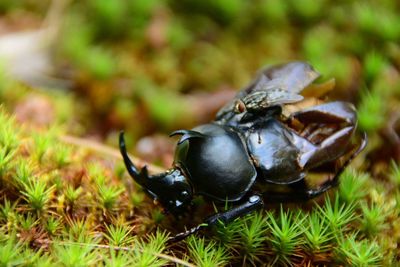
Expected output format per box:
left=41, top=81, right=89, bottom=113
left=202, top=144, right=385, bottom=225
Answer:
left=234, top=75, right=304, bottom=115
left=120, top=61, right=366, bottom=242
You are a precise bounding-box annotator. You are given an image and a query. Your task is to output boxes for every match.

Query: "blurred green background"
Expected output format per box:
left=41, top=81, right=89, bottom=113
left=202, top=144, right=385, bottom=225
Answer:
left=1, top=0, right=399, bottom=147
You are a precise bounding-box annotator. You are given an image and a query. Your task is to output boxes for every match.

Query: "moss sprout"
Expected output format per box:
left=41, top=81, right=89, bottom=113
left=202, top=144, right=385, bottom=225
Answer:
left=266, top=207, right=305, bottom=265
left=359, top=201, right=389, bottom=237
left=18, top=212, right=39, bottom=231
left=102, top=249, right=133, bottom=267
left=131, top=230, right=169, bottom=267
left=338, top=169, right=368, bottom=205
left=187, top=235, right=230, bottom=267
left=316, top=194, right=357, bottom=236
left=64, top=185, right=83, bottom=207
left=0, top=198, right=17, bottom=223
left=96, top=182, right=124, bottom=211
left=335, top=233, right=383, bottom=266
left=53, top=240, right=100, bottom=267
left=357, top=89, right=385, bottom=132
left=13, top=159, right=35, bottom=189
left=21, top=179, right=55, bottom=213
left=104, top=224, right=135, bottom=247
left=363, top=52, right=388, bottom=85
left=301, top=211, right=333, bottom=255
left=46, top=216, right=62, bottom=236
left=238, top=212, right=268, bottom=263
left=0, top=233, right=26, bottom=267
left=389, top=160, right=400, bottom=187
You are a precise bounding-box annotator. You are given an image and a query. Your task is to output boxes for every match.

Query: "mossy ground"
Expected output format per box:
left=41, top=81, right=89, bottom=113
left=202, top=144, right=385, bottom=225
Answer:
left=0, top=103, right=398, bottom=266
left=0, top=0, right=400, bottom=266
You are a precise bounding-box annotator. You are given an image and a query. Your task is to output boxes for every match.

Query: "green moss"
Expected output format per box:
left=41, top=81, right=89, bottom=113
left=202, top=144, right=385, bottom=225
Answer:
left=266, top=208, right=304, bottom=265
left=289, top=0, right=327, bottom=22
left=96, top=180, right=124, bottom=211
left=0, top=233, right=26, bottom=266
left=316, top=195, right=357, bottom=236
left=363, top=52, right=388, bottom=85
left=0, top=1, right=400, bottom=265
left=84, top=47, right=116, bottom=80
left=338, top=169, right=368, bottom=204
left=131, top=231, right=169, bottom=267
left=86, top=0, right=126, bottom=38
left=103, top=224, right=135, bottom=247
left=21, top=179, right=55, bottom=213
left=187, top=236, right=230, bottom=267
left=354, top=2, right=400, bottom=42
left=358, top=89, right=385, bottom=132
left=390, top=161, right=400, bottom=187
left=64, top=185, right=82, bottom=206
left=335, top=233, right=383, bottom=266
left=359, top=201, right=389, bottom=237
left=53, top=240, right=100, bottom=267
left=258, top=0, right=288, bottom=26
left=301, top=211, right=332, bottom=255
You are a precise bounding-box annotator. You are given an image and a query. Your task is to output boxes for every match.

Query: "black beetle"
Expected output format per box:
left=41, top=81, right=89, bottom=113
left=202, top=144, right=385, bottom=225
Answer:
left=119, top=62, right=367, bottom=242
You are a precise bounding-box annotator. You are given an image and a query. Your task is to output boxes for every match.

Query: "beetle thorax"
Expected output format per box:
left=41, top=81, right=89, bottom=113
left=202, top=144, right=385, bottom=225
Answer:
left=173, top=124, right=257, bottom=202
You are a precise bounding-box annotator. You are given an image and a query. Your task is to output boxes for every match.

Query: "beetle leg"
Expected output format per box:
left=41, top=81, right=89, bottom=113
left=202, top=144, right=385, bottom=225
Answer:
left=265, top=133, right=367, bottom=202
left=167, top=224, right=208, bottom=243
left=168, top=194, right=264, bottom=243
left=306, top=132, right=367, bottom=195
left=204, top=195, right=264, bottom=226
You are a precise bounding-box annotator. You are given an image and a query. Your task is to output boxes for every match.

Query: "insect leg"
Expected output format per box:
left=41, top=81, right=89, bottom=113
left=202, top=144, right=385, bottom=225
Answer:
left=204, top=194, right=264, bottom=226
left=168, top=194, right=264, bottom=243
left=305, top=132, right=367, bottom=199
left=265, top=133, right=367, bottom=202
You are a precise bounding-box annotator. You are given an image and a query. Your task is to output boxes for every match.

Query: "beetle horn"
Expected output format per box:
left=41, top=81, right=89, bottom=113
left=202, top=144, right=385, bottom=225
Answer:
left=119, top=131, right=149, bottom=185
left=170, top=129, right=206, bottom=144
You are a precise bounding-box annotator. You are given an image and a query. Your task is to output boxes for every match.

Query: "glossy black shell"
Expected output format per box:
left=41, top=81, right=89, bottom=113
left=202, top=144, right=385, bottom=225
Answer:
left=246, top=118, right=306, bottom=184
left=173, top=124, right=257, bottom=202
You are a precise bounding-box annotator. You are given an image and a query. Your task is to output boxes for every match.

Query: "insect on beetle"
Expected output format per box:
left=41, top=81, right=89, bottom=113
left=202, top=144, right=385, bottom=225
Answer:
left=119, top=61, right=367, bottom=242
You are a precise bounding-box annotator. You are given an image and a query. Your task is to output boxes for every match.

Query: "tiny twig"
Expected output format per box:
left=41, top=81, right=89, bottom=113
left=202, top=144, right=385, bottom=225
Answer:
left=43, top=0, right=71, bottom=41
left=59, top=135, right=164, bottom=173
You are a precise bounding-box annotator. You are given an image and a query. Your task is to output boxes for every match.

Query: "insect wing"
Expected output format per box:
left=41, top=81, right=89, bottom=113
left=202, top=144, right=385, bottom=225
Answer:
left=259, top=61, right=320, bottom=94
left=243, top=89, right=304, bottom=111
left=215, top=61, right=320, bottom=122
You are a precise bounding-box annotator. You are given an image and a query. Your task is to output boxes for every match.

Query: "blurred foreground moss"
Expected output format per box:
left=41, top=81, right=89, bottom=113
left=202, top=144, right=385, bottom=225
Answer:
left=0, top=106, right=186, bottom=266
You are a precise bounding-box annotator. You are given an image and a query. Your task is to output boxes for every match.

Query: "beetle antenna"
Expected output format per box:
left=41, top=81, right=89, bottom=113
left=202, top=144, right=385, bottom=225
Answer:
left=119, top=131, right=148, bottom=185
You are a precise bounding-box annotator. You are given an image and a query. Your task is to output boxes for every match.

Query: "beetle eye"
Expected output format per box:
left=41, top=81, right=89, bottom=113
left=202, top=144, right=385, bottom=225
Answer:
left=181, top=191, right=189, bottom=198
left=234, top=100, right=246, bottom=114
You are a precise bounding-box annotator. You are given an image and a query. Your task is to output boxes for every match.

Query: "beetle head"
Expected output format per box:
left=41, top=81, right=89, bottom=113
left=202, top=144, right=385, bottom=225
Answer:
left=145, top=168, right=193, bottom=214
left=119, top=132, right=193, bottom=215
